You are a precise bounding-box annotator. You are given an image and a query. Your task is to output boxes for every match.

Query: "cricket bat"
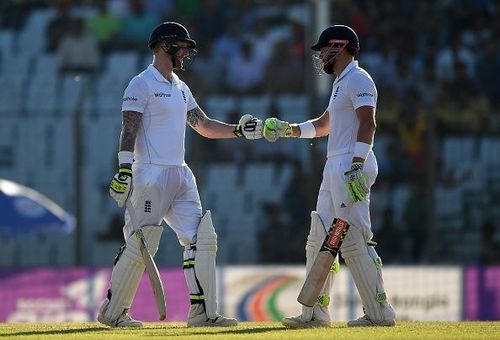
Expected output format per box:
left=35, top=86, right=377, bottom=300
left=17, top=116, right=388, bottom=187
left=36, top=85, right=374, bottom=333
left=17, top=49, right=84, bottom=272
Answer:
left=297, top=217, right=350, bottom=307
left=126, top=200, right=167, bottom=320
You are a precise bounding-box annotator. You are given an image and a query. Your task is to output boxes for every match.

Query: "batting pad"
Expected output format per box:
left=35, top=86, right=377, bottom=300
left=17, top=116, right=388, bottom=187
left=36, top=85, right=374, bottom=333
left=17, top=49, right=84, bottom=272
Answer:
left=104, top=225, right=163, bottom=321
left=304, top=211, right=337, bottom=321
left=341, top=225, right=394, bottom=322
left=183, top=211, right=218, bottom=319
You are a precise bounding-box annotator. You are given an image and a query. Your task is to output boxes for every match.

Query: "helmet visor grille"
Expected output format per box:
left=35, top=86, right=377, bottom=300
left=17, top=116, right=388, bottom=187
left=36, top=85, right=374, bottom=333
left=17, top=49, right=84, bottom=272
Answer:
left=311, top=40, right=348, bottom=75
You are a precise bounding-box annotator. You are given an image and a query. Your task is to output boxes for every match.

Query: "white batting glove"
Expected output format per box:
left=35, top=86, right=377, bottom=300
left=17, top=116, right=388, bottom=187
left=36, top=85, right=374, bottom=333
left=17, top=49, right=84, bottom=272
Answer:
left=233, top=114, right=263, bottom=139
left=263, top=118, right=292, bottom=142
left=109, top=167, right=133, bottom=207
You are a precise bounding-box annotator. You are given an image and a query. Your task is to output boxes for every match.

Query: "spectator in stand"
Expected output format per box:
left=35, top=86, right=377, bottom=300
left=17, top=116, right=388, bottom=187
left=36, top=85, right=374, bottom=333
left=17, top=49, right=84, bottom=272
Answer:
left=476, top=39, right=500, bottom=108
left=404, top=182, right=427, bottom=262
left=435, top=32, right=475, bottom=82
left=263, top=38, right=304, bottom=94
left=212, top=18, right=242, bottom=62
left=289, top=20, right=306, bottom=60
left=224, top=39, right=266, bottom=94
left=258, top=203, right=305, bottom=263
left=397, top=91, right=426, bottom=178
left=119, top=0, right=156, bottom=50
left=194, top=0, right=223, bottom=43
left=248, top=17, right=281, bottom=66
left=374, top=208, right=406, bottom=263
left=479, top=219, right=500, bottom=264
left=57, top=18, right=100, bottom=74
left=46, top=1, right=76, bottom=52
left=144, top=0, right=173, bottom=22
left=86, top=0, right=121, bottom=53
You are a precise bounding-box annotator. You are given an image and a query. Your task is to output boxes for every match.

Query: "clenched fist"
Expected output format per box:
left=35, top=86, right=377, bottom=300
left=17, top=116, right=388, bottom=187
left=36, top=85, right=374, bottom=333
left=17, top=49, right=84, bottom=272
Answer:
left=263, top=118, right=292, bottom=142
left=233, top=114, right=263, bottom=139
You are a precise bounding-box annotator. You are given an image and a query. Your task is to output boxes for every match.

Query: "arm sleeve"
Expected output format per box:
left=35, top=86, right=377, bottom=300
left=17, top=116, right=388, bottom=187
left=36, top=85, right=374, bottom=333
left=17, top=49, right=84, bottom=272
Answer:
left=348, top=73, right=377, bottom=110
left=122, top=76, right=149, bottom=113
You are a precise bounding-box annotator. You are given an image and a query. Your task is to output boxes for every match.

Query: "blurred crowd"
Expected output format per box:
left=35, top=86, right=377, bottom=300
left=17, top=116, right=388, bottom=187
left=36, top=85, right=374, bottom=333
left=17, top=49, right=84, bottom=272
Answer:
left=0, top=0, right=498, bottom=265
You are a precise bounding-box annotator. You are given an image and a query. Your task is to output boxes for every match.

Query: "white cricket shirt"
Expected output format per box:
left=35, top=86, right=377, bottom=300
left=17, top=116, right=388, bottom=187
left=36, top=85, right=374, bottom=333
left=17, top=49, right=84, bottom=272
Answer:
left=326, top=60, right=377, bottom=157
left=122, top=64, right=198, bottom=166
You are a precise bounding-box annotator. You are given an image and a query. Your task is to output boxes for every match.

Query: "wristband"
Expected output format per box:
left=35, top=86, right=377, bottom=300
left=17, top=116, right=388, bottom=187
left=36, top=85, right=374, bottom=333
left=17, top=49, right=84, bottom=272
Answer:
left=297, top=121, right=316, bottom=138
left=353, top=142, right=371, bottom=160
left=118, top=151, right=134, bottom=165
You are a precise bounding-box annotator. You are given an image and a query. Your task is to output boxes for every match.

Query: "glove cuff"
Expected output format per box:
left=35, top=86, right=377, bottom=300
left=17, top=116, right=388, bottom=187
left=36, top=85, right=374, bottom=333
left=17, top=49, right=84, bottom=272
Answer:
left=351, top=162, right=364, bottom=171
left=233, top=124, right=244, bottom=138
left=119, top=167, right=133, bottom=176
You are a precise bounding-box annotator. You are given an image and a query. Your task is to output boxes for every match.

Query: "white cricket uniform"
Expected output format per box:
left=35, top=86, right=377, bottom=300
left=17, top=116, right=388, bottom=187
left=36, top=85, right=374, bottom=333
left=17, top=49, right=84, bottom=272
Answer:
left=121, top=64, right=202, bottom=246
left=316, top=60, right=378, bottom=241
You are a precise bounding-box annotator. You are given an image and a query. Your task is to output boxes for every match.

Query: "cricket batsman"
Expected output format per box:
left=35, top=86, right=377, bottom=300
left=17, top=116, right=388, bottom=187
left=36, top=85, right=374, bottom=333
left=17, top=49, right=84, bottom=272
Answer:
left=263, top=25, right=396, bottom=328
left=98, top=21, right=263, bottom=328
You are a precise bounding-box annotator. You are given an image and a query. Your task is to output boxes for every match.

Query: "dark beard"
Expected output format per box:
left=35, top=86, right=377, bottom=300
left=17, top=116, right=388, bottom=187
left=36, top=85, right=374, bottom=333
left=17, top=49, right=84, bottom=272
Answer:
left=323, top=62, right=334, bottom=74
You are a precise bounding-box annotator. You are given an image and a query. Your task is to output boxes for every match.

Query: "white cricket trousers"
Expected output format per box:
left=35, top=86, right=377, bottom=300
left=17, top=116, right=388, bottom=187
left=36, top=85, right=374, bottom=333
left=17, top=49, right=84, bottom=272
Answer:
left=315, top=151, right=378, bottom=240
left=123, top=163, right=202, bottom=246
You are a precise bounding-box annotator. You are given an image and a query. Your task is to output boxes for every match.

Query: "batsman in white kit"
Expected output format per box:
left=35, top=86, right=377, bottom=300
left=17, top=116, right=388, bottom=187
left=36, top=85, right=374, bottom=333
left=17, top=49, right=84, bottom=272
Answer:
left=263, top=25, right=396, bottom=328
left=97, top=22, right=263, bottom=328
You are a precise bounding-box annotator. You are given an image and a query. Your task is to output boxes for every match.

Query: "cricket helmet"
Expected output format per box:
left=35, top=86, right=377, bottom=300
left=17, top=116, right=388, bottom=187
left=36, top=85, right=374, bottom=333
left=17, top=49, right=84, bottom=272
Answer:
left=311, top=25, right=359, bottom=55
left=148, top=21, right=197, bottom=50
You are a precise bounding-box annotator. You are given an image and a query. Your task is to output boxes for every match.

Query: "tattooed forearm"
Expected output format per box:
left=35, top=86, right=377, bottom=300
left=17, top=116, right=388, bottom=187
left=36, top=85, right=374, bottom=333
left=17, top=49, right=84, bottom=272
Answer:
left=119, top=111, right=142, bottom=151
left=187, top=107, right=206, bottom=128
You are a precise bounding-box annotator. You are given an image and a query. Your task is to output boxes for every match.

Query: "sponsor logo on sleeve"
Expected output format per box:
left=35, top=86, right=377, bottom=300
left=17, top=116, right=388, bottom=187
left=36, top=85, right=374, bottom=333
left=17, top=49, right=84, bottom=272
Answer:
left=356, top=92, right=374, bottom=97
left=123, top=96, right=138, bottom=102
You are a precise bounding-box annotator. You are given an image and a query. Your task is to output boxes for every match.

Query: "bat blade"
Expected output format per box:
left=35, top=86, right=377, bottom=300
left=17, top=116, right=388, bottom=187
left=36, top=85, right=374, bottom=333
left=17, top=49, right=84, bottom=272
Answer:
left=298, top=218, right=350, bottom=307
left=136, top=229, right=167, bottom=320
left=298, top=251, right=335, bottom=307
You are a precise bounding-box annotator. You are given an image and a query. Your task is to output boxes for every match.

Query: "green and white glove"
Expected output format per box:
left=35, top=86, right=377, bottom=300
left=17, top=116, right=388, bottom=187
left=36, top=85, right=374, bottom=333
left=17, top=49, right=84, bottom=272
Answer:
left=263, top=118, right=292, bottom=142
left=109, top=167, right=133, bottom=207
left=344, top=162, right=369, bottom=202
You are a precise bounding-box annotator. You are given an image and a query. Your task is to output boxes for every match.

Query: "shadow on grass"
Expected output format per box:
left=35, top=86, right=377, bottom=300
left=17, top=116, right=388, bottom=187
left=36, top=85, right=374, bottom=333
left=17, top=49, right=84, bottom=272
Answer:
left=164, top=326, right=282, bottom=337
left=0, top=327, right=107, bottom=337
left=0, top=324, right=188, bottom=337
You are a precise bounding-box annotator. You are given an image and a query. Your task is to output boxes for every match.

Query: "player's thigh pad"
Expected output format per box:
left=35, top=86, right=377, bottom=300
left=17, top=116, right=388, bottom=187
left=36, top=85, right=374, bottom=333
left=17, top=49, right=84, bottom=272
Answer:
left=183, top=211, right=218, bottom=319
left=105, top=225, right=163, bottom=320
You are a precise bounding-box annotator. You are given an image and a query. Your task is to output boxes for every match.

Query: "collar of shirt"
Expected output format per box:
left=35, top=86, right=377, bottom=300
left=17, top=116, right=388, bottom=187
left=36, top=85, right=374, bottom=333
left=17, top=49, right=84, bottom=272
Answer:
left=333, top=60, right=358, bottom=85
left=148, top=64, right=180, bottom=85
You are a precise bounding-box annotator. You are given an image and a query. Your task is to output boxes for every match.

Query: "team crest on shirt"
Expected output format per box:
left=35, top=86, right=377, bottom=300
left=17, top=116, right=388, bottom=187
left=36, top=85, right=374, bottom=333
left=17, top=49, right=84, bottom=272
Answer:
left=181, top=90, right=186, bottom=103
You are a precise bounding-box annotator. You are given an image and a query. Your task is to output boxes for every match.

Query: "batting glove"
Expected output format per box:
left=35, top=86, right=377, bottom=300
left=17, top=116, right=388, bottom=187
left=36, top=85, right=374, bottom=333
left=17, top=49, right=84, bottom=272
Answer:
left=263, top=118, right=292, bottom=142
left=233, top=114, right=263, bottom=139
left=109, top=167, right=133, bottom=207
left=344, top=162, right=369, bottom=202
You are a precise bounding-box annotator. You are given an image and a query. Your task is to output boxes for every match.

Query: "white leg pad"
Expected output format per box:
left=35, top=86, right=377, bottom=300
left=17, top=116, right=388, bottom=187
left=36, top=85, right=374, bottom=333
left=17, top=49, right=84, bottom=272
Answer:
left=184, top=211, right=218, bottom=319
left=303, top=211, right=338, bottom=321
left=340, top=226, right=395, bottom=322
left=101, top=225, right=163, bottom=322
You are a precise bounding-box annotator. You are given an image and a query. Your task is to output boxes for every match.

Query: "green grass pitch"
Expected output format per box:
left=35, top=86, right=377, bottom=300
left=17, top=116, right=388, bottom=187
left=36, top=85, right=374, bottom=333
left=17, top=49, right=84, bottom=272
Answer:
left=0, top=321, right=498, bottom=339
